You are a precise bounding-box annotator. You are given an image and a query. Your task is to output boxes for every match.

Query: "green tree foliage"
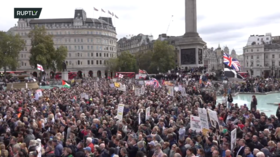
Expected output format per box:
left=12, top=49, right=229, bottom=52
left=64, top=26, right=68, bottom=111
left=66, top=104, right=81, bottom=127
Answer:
left=28, top=26, right=67, bottom=72
left=0, top=31, right=25, bottom=77
left=136, top=51, right=153, bottom=72
left=106, top=51, right=137, bottom=72
left=150, top=40, right=176, bottom=73
left=106, top=58, right=119, bottom=72
left=117, top=51, right=138, bottom=72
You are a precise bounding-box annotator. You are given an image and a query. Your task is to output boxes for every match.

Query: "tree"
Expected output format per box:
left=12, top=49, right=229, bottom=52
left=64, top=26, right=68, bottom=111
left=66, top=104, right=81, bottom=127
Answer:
left=149, top=40, right=176, bottom=73
left=106, top=58, right=119, bottom=72
left=0, top=31, right=25, bottom=80
left=28, top=26, right=67, bottom=73
left=136, top=50, right=153, bottom=72
left=117, top=51, right=138, bottom=72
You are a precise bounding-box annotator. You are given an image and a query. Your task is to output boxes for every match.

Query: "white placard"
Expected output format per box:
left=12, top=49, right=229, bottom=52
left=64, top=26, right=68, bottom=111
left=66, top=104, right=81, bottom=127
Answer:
left=168, top=86, right=174, bottom=96
left=231, top=128, right=237, bottom=150
left=138, top=113, right=141, bottom=124
left=207, top=109, right=219, bottom=128
left=80, top=93, right=86, bottom=99
left=117, top=104, right=125, bottom=121
left=36, top=89, right=43, bottom=97
left=135, top=88, right=141, bottom=96
left=198, top=108, right=209, bottom=131
left=119, top=84, right=126, bottom=92
left=141, top=86, right=145, bottom=95
left=145, top=107, right=150, bottom=120
left=190, top=115, right=202, bottom=133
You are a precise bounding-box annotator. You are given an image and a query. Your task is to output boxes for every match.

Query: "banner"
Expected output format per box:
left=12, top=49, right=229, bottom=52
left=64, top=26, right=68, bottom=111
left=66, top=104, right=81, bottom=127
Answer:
left=145, top=107, right=150, bottom=120
left=207, top=109, right=219, bottom=128
left=119, top=84, right=126, bottom=92
left=117, top=104, right=125, bottom=120
left=198, top=108, right=209, bottom=135
left=141, top=85, right=145, bottom=95
left=163, top=81, right=174, bottom=86
left=135, top=88, right=141, bottom=96
left=231, top=128, right=237, bottom=150
left=190, top=115, right=201, bottom=133
left=168, top=86, right=174, bottom=96
left=36, top=89, right=43, bottom=97
left=114, top=82, right=121, bottom=88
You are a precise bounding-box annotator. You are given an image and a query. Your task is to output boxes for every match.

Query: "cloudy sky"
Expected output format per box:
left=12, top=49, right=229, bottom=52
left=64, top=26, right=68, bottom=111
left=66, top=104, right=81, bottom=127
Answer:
left=1, top=0, right=280, bottom=54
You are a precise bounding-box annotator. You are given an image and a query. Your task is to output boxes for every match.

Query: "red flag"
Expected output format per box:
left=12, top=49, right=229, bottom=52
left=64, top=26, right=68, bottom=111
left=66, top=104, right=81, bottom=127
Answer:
left=94, top=7, right=98, bottom=11
left=101, top=9, right=105, bottom=13
left=115, top=15, right=118, bottom=19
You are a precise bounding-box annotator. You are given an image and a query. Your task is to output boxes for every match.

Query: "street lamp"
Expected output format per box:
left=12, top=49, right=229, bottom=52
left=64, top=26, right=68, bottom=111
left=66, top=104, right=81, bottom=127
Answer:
left=270, top=64, right=275, bottom=78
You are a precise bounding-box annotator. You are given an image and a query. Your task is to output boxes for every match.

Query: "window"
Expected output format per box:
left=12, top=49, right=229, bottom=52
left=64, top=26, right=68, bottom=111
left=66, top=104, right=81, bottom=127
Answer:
left=100, top=60, right=102, bottom=64
left=81, top=39, right=83, bottom=42
left=91, top=53, right=93, bottom=57
left=96, top=53, right=98, bottom=57
left=279, top=61, right=280, bottom=66
left=87, top=39, right=89, bottom=42
left=100, top=53, right=101, bottom=57
left=65, top=39, right=67, bottom=42
left=88, top=60, right=90, bottom=65
left=78, top=39, right=80, bottom=42
left=78, top=60, right=80, bottom=65
left=81, top=46, right=83, bottom=50
left=78, top=46, right=80, bottom=50
left=272, top=54, right=275, bottom=58
left=96, top=60, right=99, bottom=64
left=87, top=46, right=89, bottom=49
left=91, top=60, right=94, bottom=64
left=88, top=53, right=90, bottom=57
left=91, top=39, right=93, bottom=42
left=69, top=53, right=71, bottom=57
left=257, top=56, right=259, bottom=59
left=74, top=39, right=76, bottom=42
left=251, top=49, right=253, bottom=52
left=77, top=53, right=80, bottom=57
left=91, top=46, right=93, bottom=49
left=75, top=46, right=77, bottom=50
left=251, top=56, right=253, bottom=59
left=246, top=56, right=248, bottom=59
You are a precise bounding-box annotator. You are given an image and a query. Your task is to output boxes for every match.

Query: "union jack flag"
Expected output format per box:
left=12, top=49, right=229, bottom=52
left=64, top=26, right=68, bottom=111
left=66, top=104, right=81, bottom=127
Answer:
left=152, top=78, right=161, bottom=88
left=223, top=53, right=240, bottom=71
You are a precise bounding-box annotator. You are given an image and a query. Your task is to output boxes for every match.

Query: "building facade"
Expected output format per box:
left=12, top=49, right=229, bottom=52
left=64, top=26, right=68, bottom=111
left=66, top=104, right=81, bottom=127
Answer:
left=117, top=34, right=153, bottom=55
left=8, top=9, right=117, bottom=78
left=243, top=33, right=280, bottom=77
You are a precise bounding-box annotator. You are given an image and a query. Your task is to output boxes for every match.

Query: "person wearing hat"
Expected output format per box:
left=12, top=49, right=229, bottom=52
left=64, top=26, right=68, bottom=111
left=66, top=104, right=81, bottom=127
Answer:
left=83, top=147, right=93, bottom=157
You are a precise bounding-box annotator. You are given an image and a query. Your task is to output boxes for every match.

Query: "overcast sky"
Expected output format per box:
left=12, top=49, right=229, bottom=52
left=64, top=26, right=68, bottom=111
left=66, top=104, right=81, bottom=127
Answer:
left=1, top=0, right=280, bottom=54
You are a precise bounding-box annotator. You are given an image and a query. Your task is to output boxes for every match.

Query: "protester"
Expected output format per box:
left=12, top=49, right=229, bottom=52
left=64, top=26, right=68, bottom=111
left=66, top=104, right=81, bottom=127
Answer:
left=0, top=73, right=280, bottom=157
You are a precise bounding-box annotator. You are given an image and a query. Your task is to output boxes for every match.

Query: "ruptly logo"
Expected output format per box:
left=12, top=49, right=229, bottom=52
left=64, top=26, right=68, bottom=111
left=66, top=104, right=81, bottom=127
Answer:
left=14, top=8, right=42, bottom=18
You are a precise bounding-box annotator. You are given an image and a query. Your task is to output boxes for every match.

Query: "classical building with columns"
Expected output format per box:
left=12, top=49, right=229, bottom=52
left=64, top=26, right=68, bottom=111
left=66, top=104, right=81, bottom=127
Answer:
left=243, top=33, right=280, bottom=77
left=8, top=9, right=117, bottom=78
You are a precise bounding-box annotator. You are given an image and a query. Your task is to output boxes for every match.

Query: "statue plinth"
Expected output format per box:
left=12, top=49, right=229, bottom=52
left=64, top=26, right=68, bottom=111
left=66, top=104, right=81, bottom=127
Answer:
left=62, top=72, right=68, bottom=81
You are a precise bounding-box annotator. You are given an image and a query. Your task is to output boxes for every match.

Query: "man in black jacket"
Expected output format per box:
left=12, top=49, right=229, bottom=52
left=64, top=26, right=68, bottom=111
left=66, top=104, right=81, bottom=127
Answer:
left=126, top=138, right=138, bottom=157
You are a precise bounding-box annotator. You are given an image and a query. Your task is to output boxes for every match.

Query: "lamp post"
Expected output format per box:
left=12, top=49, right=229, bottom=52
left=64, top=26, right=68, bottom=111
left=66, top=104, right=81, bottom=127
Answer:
left=270, top=64, right=275, bottom=78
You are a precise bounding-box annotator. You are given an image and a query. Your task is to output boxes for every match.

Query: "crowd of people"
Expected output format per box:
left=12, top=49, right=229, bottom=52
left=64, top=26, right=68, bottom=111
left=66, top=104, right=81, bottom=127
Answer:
left=0, top=76, right=279, bottom=157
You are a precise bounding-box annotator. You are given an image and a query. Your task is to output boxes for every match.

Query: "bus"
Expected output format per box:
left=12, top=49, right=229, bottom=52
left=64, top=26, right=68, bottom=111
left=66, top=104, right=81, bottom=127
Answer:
left=224, top=68, right=244, bottom=80
left=0, top=71, right=27, bottom=75
left=54, top=72, right=77, bottom=80
left=115, top=72, right=135, bottom=78
left=238, top=72, right=250, bottom=79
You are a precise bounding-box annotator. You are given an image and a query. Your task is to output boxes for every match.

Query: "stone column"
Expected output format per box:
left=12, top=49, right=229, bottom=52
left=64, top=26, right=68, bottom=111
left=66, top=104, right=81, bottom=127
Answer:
left=185, top=0, right=197, bottom=33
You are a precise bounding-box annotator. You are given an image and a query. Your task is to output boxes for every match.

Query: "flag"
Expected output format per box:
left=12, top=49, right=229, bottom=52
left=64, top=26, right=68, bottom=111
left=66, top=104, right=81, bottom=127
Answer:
left=152, top=78, right=161, bottom=88
left=119, top=74, right=124, bottom=78
left=62, top=80, right=70, bottom=88
left=223, top=53, right=240, bottom=71
left=115, top=15, right=118, bottom=19
left=94, top=7, right=98, bottom=11
left=139, top=69, right=145, bottom=74
left=37, top=64, right=44, bottom=71
left=108, top=11, right=112, bottom=15
left=101, top=9, right=105, bottom=13
left=112, top=12, right=114, bottom=16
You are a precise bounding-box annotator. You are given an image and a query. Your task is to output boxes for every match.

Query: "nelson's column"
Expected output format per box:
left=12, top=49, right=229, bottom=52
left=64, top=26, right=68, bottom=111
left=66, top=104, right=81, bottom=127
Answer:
left=176, top=0, right=206, bottom=68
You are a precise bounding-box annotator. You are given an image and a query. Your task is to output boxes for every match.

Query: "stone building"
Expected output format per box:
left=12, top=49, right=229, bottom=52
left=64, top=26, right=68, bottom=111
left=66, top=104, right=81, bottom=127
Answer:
left=117, top=34, right=153, bottom=55
left=243, top=33, right=280, bottom=77
left=8, top=9, right=117, bottom=78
